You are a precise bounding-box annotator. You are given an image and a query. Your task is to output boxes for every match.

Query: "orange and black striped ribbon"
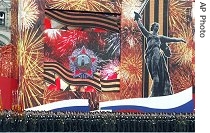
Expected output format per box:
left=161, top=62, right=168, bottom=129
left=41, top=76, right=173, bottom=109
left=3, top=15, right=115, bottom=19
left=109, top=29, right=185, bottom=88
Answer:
left=45, top=1, right=122, bottom=14
left=44, top=62, right=120, bottom=92
left=45, top=9, right=121, bottom=33
left=142, top=0, right=169, bottom=97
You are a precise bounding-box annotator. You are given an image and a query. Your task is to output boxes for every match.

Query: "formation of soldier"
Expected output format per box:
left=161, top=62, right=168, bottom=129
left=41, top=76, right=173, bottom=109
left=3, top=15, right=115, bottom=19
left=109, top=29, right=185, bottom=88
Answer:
left=0, top=110, right=195, bottom=132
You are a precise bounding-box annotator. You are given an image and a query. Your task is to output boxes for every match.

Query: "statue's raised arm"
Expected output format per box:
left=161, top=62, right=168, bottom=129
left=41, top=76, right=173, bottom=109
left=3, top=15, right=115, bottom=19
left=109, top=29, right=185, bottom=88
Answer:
left=134, top=12, right=150, bottom=38
left=134, top=0, right=150, bottom=38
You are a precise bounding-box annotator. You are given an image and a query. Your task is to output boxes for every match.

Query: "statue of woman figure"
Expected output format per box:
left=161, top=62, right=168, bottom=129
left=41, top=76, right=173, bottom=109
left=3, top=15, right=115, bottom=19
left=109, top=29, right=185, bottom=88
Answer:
left=134, top=12, right=186, bottom=97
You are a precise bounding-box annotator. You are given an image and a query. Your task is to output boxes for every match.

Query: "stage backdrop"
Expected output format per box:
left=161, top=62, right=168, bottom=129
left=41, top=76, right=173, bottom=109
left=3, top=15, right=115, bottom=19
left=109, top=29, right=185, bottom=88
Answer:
left=16, top=0, right=194, bottom=113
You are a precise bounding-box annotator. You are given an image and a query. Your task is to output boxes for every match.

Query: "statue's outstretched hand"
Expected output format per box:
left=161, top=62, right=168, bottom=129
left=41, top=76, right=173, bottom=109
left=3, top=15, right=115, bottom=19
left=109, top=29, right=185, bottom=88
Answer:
left=134, top=11, right=141, bottom=21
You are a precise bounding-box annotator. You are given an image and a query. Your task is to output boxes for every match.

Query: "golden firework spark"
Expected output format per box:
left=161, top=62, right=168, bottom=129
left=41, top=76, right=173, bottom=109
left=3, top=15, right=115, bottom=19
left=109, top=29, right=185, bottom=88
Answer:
left=120, top=45, right=143, bottom=87
left=18, top=27, right=44, bottom=108
left=46, top=0, right=118, bottom=13
left=122, top=0, right=141, bottom=20
left=19, top=0, right=39, bottom=30
left=121, top=80, right=142, bottom=99
left=169, top=65, right=194, bottom=93
left=170, top=25, right=194, bottom=67
left=43, top=90, right=70, bottom=104
left=99, top=92, right=121, bottom=102
left=108, top=0, right=122, bottom=14
left=169, top=0, right=188, bottom=33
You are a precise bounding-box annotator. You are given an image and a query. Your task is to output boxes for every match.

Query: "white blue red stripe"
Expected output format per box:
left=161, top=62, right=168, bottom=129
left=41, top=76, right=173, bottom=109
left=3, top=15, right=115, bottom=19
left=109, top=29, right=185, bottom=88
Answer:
left=25, top=99, right=90, bottom=112
left=99, top=87, right=194, bottom=113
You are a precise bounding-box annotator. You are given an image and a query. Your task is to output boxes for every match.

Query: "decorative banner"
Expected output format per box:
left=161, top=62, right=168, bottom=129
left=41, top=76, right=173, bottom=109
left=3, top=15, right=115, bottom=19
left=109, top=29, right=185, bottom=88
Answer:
left=45, top=9, right=120, bottom=33
left=44, top=62, right=120, bottom=92
left=45, top=0, right=122, bottom=14
left=16, top=0, right=195, bottom=113
left=43, top=7, right=121, bottom=111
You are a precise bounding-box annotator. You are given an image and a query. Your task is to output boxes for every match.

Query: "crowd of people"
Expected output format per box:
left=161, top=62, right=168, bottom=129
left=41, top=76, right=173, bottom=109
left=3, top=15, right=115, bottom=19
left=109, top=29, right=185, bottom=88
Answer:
left=0, top=110, right=195, bottom=132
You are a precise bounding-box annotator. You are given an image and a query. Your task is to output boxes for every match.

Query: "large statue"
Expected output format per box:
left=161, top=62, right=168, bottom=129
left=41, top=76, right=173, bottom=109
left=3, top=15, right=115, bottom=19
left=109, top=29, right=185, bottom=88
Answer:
left=134, top=12, right=186, bottom=97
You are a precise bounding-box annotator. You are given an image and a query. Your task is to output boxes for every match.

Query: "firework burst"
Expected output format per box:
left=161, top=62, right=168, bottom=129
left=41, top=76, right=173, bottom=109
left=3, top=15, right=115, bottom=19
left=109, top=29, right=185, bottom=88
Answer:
left=43, top=89, right=70, bottom=104
left=169, top=0, right=188, bottom=33
left=44, top=29, right=89, bottom=59
left=19, top=0, right=39, bottom=30
left=46, top=0, right=119, bottom=13
left=121, top=21, right=142, bottom=48
left=120, top=45, right=143, bottom=87
left=168, top=0, right=195, bottom=93
left=170, top=25, right=194, bottom=68
left=105, top=33, right=121, bottom=57
left=99, top=91, right=121, bottom=102
left=106, top=0, right=122, bottom=14
left=169, top=64, right=194, bottom=93
left=44, top=29, right=61, bottom=40
left=18, top=27, right=44, bottom=108
left=100, top=59, right=119, bottom=80
left=120, top=79, right=142, bottom=98
left=122, top=0, right=141, bottom=20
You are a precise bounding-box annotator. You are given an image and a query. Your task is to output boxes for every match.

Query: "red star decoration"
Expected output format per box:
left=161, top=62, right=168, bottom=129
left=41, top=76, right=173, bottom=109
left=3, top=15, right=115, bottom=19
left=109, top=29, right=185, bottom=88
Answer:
left=70, top=46, right=97, bottom=78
